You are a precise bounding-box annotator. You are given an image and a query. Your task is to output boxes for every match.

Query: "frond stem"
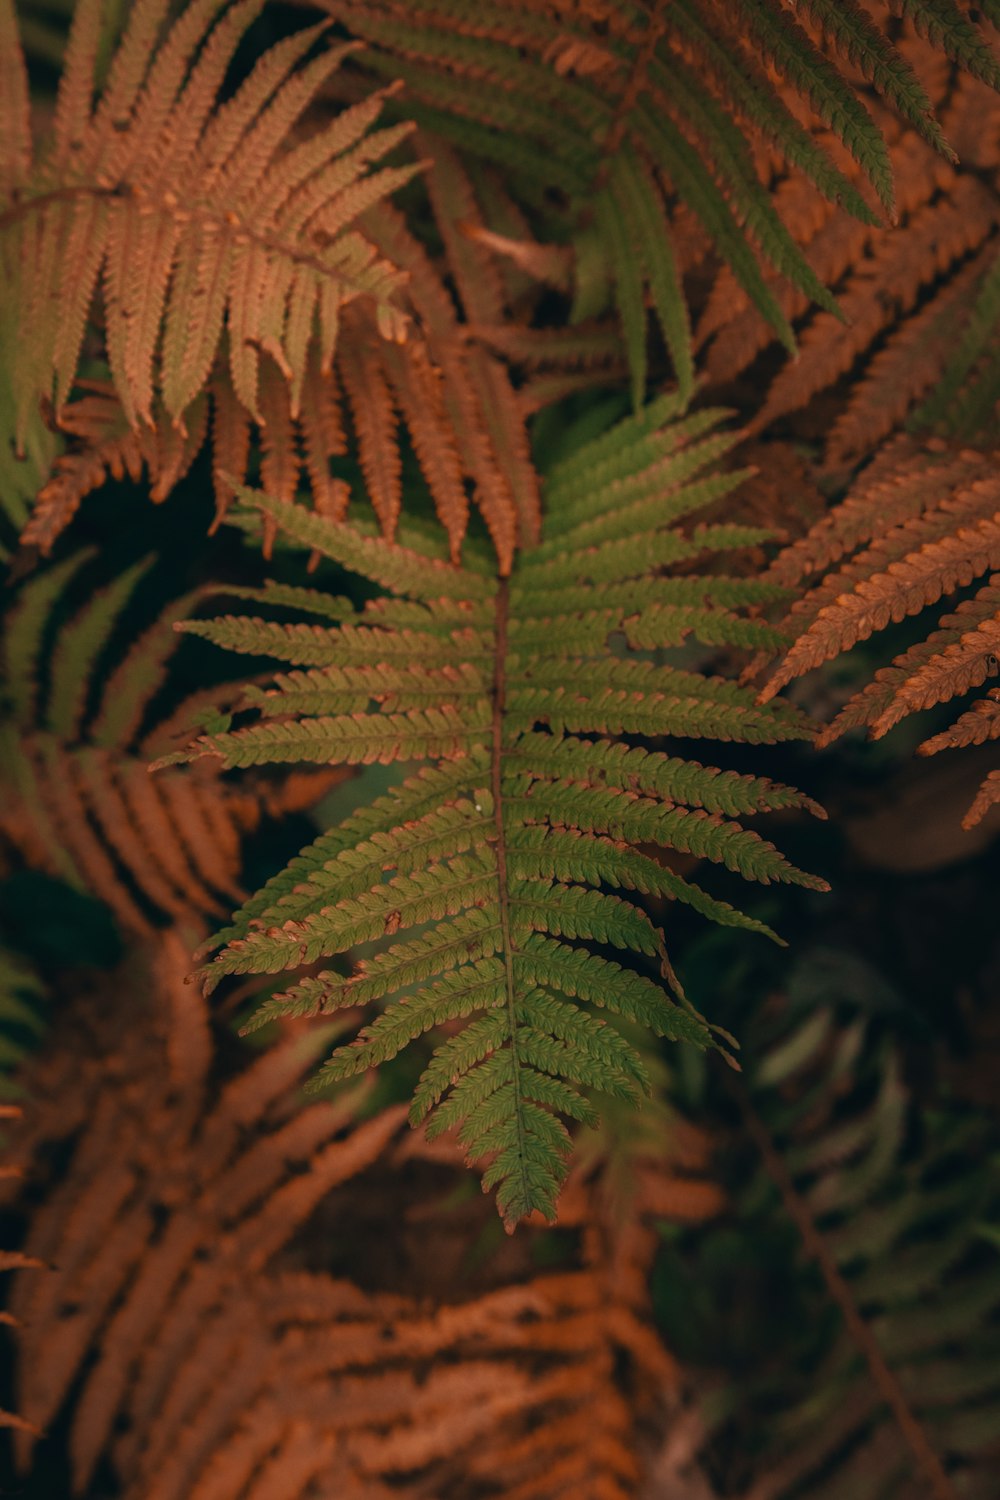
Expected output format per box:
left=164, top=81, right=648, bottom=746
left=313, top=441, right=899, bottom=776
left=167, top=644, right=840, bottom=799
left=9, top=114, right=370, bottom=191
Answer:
left=595, top=0, right=671, bottom=184
left=491, top=575, right=529, bottom=1223
left=0, top=185, right=389, bottom=296
left=0, top=183, right=116, bottom=232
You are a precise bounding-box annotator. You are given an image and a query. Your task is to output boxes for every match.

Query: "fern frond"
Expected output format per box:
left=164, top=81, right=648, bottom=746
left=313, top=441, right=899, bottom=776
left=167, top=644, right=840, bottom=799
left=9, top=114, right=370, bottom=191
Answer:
left=0, top=0, right=30, bottom=190
left=763, top=441, right=1000, bottom=829
left=0, top=934, right=405, bottom=1491
left=698, top=53, right=1000, bottom=460
left=0, top=550, right=344, bottom=936
left=963, top=764, right=1000, bottom=828
left=795, top=0, right=954, bottom=161
left=899, top=0, right=1000, bottom=93
left=19, top=383, right=208, bottom=554
left=321, top=0, right=1000, bottom=403
left=699, top=993, right=1000, bottom=1500
left=827, top=251, right=990, bottom=467
left=755, top=176, right=1000, bottom=433
left=166, top=403, right=824, bottom=1226
left=2, top=940, right=719, bottom=1498
left=1, top=0, right=428, bottom=547
left=734, top=0, right=896, bottom=214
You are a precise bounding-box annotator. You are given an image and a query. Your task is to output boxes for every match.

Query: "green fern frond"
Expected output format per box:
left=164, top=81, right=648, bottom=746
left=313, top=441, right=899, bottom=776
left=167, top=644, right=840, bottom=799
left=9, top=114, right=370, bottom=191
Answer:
left=166, top=402, right=825, bottom=1228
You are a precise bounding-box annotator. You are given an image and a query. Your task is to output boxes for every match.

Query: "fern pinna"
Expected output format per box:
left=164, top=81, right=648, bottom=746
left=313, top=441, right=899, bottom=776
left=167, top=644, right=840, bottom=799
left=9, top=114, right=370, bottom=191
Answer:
left=162, top=398, right=827, bottom=1228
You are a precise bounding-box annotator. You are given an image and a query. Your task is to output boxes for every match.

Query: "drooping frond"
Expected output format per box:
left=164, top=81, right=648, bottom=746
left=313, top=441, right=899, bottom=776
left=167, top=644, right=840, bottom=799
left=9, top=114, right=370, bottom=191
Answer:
left=0, top=549, right=346, bottom=936
left=162, top=401, right=826, bottom=1227
left=702, top=994, right=1000, bottom=1500
left=759, top=437, right=1000, bottom=829
left=1, top=934, right=719, bottom=1498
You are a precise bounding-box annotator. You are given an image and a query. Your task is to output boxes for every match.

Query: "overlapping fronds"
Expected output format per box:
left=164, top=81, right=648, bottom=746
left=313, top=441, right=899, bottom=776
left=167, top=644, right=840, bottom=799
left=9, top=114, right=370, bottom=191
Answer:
left=0, top=291, right=58, bottom=551
left=759, top=436, right=1000, bottom=829
left=314, top=0, right=1000, bottom=406
left=697, top=51, right=1000, bottom=463
left=711, top=997, right=1000, bottom=1500
left=0, top=548, right=344, bottom=935
left=0, top=931, right=404, bottom=1492
left=1, top=932, right=720, bottom=1498
left=160, top=399, right=826, bottom=1227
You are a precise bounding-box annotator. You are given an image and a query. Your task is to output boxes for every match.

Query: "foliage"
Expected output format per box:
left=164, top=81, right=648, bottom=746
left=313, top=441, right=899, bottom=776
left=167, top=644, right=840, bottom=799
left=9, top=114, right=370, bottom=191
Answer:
left=1, top=1, right=1000, bottom=1496
left=0, top=0, right=538, bottom=566
left=759, top=436, right=1000, bottom=830
left=160, top=401, right=825, bottom=1227
left=0, top=931, right=720, bottom=1499
left=0, top=546, right=345, bottom=936
left=314, top=0, right=1000, bottom=404
left=666, top=985, right=1000, bottom=1500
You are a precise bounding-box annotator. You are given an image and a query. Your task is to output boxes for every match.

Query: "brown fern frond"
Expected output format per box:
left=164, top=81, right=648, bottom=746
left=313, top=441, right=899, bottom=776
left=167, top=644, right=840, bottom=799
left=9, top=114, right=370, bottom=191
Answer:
left=0, top=933, right=402, bottom=1491
left=825, top=250, right=990, bottom=469
left=763, top=456, right=1000, bottom=685
left=763, top=441, right=1000, bottom=826
left=19, top=3, right=411, bottom=429
left=21, top=384, right=208, bottom=554
left=336, top=320, right=402, bottom=539
left=1, top=0, right=426, bottom=547
left=696, top=37, right=1000, bottom=461
left=753, top=175, right=1000, bottom=433
left=920, top=687, right=1000, bottom=753
left=0, top=553, right=345, bottom=936
left=763, top=435, right=986, bottom=589
left=870, top=580, right=1000, bottom=732
left=2, top=940, right=718, bottom=1499
left=419, top=141, right=543, bottom=549
left=362, top=197, right=530, bottom=570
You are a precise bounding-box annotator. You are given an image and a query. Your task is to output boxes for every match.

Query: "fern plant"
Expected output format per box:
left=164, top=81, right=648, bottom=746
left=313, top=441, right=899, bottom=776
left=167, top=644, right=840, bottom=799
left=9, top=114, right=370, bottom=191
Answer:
left=0, top=0, right=418, bottom=431
left=704, top=992, right=1000, bottom=1500
left=0, top=0, right=453, bottom=552
left=160, top=397, right=827, bottom=1227
left=315, top=0, right=1000, bottom=405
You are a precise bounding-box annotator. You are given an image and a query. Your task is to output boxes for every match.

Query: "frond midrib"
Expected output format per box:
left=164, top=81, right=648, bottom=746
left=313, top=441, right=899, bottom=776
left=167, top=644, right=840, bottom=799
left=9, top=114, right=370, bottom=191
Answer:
left=489, top=574, right=534, bottom=1222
